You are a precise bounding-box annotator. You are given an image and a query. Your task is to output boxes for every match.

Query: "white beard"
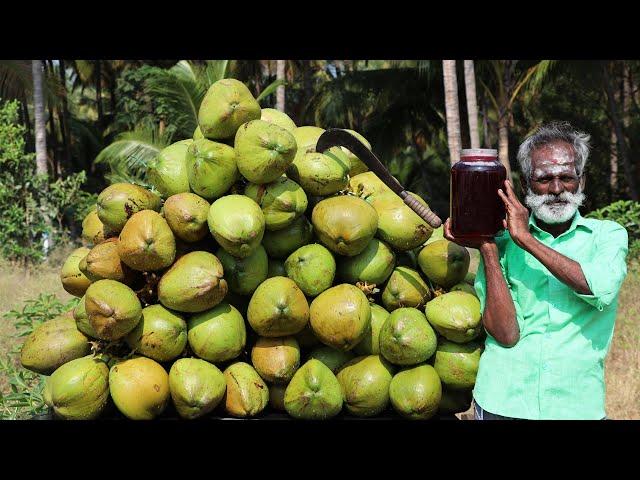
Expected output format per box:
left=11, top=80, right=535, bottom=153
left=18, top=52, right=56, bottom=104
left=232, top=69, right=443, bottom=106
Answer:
left=524, top=187, right=586, bottom=224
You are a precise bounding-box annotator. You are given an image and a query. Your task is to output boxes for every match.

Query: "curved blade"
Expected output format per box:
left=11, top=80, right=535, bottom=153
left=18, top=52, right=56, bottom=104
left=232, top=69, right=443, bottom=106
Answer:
left=316, top=129, right=404, bottom=196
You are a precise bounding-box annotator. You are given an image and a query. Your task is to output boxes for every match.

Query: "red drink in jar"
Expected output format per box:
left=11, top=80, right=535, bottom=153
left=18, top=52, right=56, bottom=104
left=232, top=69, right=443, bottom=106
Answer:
left=450, top=148, right=506, bottom=238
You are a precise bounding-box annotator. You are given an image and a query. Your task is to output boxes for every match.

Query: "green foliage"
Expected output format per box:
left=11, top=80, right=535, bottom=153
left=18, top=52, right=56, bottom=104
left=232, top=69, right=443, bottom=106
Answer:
left=0, top=293, right=78, bottom=419
left=587, top=200, right=640, bottom=259
left=0, top=98, right=89, bottom=264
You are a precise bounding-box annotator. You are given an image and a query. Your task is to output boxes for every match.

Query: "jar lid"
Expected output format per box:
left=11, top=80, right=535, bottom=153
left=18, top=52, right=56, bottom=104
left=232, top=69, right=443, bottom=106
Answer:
left=461, top=148, right=498, bottom=157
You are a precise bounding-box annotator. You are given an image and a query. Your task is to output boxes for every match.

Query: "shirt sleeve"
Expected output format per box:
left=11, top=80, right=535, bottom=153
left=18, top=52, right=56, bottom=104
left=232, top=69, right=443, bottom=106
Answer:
left=574, top=221, right=628, bottom=311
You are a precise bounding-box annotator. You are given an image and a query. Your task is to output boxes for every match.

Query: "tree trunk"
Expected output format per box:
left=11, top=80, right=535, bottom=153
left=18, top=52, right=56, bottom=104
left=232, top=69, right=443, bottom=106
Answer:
left=276, top=60, right=286, bottom=112
left=482, top=93, right=490, bottom=148
left=463, top=60, right=481, bottom=149
left=602, top=61, right=639, bottom=201
left=44, top=61, right=59, bottom=178
left=21, top=93, right=32, bottom=149
left=95, top=59, right=103, bottom=127
left=58, top=59, right=73, bottom=171
left=610, top=126, right=618, bottom=195
left=497, top=61, right=514, bottom=180
left=442, top=60, right=462, bottom=165
left=32, top=60, right=48, bottom=176
left=498, top=115, right=512, bottom=180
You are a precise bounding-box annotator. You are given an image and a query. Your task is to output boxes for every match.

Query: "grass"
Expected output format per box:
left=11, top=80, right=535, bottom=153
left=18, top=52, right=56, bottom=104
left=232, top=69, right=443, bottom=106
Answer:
left=0, top=247, right=638, bottom=419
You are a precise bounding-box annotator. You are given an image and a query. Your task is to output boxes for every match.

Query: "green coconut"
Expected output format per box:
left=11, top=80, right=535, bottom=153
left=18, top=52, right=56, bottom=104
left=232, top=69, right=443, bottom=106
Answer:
left=157, top=251, right=228, bottom=313
left=262, top=215, right=313, bottom=259
left=125, top=304, right=188, bottom=362
left=370, top=191, right=434, bottom=251
left=251, top=336, right=301, bottom=384
left=60, top=247, right=92, bottom=297
left=96, top=183, right=161, bottom=233
left=20, top=316, right=90, bottom=375
left=389, top=364, right=442, bottom=420
left=46, top=355, right=110, bottom=420
left=337, top=238, right=395, bottom=286
left=450, top=282, right=477, bottom=297
left=284, top=359, right=343, bottom=420
left=425, top=225, right=444, bottom=245
left=433, top=338, right=482, bottom=391
left=267, top=258, right=286, bottom=278
left=261, top=108, right=296, bottom=132
left=81, top=208, right=114, bottom=246
left=309, top=284, right=371, bottom=351
left=162, top=193, right=211, bottom=243
left=339, top=129, right=372, bottom=176
left=285, top=243, right=336, bottom=297
left=247, top=276, right=309, bottom=337
left=379, top=307, right=437, bottom=366
left=235, top=119, right=298, bottom=184
left=354, top=303, right=390, bottom=356
left=348, top=171, right=391, bottom=200
left=73, top=296, right=99, bottom=338
left=147, top=139, right=193, bottom=198
left=85, top=279, right=142, bottom=341
left=207, top=194, right=265, bottom=258
left=292, top=125, right=325, bottom=158
left=311, top=195, right=378, bottom=257
left=193, top=126, right=204, bottom=140
left=198, top=78, right=261, bottom=140
left=117, top=210, right=176, bottom=272
left=244, top=176, right=308, bottom=231
left=217, top=244, right=269, bottom=296
left=307, top=346, right=355, bottom=373
left=381, top=266, right=431, bottom=312
left=109, top=356, right=170, bottom=420
left=186, top=138, right=238, bottom=201
left=169, top=358, right=226, bottom=419
left=223, top=362, right=269, bottom=417
left=287, top=151, right=349, bottom=196
left=336, top=355, right=395, bottom=417
left=188, top=302, right=246, bottom=363
left=425, top=291, right=482, bottom=343
left=418, top=239, right=470, bottom=289
left=80, top=238, right=136, bottom=285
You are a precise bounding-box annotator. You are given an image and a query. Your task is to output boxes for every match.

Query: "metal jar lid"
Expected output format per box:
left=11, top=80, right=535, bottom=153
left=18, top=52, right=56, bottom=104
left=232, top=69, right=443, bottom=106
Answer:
left=460, top=148, right=498, bottom=157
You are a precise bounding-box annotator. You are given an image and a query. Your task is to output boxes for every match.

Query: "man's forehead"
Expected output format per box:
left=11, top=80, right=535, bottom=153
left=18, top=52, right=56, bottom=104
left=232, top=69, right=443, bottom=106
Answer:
left=530, top=141, right=576, bottom=175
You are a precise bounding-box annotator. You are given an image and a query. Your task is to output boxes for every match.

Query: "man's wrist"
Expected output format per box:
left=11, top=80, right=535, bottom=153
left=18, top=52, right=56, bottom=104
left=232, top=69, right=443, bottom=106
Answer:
left=479, top=241, right=498, bottom=257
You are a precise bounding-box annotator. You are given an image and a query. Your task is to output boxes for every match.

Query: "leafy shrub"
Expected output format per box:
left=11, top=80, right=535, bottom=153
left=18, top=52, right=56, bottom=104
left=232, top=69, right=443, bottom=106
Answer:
left=0, top=98, right=91, bottom=264
left=587, top=200, right=640, bottom=260
left=0, top=293, right=79, bottom=419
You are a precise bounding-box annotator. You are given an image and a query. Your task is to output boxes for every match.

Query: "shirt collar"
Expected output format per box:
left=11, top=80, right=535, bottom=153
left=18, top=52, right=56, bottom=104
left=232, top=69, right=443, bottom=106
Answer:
left=529, top=209, right=592, bottom=237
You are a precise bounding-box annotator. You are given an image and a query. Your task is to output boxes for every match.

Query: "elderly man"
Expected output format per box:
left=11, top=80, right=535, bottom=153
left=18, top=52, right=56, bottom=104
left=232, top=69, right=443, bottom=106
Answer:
left=444, top=122, right=628, bottom=420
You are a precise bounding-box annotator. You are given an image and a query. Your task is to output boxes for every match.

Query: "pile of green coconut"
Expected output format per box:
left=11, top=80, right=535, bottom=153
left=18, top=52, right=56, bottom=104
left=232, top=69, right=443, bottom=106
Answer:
left=21, top=78, right=483, bottom=420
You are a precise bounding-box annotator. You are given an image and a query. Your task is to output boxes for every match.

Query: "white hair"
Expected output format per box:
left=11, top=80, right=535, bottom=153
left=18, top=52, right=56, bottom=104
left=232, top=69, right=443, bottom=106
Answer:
left=517, top=122, right=591, bottom=184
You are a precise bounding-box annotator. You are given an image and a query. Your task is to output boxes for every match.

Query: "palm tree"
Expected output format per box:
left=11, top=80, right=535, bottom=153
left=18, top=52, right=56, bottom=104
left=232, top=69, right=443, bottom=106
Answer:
left=32, top=60, right=48, bottom=176
left=442, top=60, right=461, bottom=165
left=276, top=60, right=285, bottom=111
left=479, top=60, right=556, bottom=180
left=464, top=60, right=480, bottom=149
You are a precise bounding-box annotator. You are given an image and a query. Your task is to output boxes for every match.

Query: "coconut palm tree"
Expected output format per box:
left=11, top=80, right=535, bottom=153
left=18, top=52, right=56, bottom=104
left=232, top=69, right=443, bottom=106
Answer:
left=464, top=60, right=480, bottom=149
left=442, top=60, right=461, bottom=165
left=276, top=60, right=286, bottom=111
left=32, top=60, right=48, bottom=176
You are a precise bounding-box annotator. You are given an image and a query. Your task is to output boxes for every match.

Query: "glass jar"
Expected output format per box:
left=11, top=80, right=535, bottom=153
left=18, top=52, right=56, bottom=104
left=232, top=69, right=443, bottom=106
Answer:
left=450, top=148, right=506, bottom=238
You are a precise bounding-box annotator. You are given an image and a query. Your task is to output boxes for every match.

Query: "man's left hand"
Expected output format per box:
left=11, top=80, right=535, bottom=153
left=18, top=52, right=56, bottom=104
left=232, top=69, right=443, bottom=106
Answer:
left=498, top=180, right=532, bottom=248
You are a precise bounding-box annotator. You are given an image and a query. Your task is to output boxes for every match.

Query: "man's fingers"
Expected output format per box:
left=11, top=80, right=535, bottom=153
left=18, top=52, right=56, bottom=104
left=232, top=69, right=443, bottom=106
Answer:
left=503, top=218, right=508, bottom=230
left=497, top=189, right=512, bottom=208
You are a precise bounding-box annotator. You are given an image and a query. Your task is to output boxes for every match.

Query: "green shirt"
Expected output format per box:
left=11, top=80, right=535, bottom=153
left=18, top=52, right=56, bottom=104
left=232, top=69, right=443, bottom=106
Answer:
left=473, top=211, right=628, bottom=420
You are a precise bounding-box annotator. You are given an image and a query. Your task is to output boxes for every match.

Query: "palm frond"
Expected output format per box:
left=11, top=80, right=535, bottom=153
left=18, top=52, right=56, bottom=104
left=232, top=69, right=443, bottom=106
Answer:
left=0, top=60, right=32, bottom=100
left=525, top=60, right=557, bottom=95
left=94, top=124, right=172, bottom=185
left=256, top=79, right=286, bottom=104
left=145, top=61, right=204, bottom=137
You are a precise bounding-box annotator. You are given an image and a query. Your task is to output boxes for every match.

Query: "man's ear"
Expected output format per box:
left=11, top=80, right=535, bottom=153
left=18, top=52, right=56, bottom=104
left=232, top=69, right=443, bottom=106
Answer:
left=579, top=175, right=586, bottom=191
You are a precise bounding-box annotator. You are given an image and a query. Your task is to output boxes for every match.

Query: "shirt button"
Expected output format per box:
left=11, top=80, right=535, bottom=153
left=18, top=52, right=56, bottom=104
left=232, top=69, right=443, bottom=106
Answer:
left=542, top=363, right=549, bottom=371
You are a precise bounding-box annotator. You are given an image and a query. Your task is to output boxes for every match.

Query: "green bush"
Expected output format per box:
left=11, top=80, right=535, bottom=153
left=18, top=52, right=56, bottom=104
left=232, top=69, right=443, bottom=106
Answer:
left=0, top=293, right=79, bottom=420
left=0, top=98, right=91, bottom=264
left=587, top=200, right=640, bottom=260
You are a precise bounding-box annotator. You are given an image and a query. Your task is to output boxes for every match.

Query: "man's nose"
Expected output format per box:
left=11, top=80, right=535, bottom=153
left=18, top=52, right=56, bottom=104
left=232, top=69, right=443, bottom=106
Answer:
left=548, top=178, right=564, bottom=195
